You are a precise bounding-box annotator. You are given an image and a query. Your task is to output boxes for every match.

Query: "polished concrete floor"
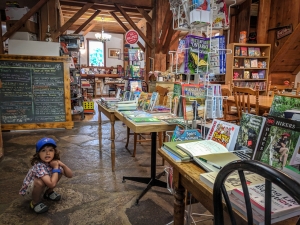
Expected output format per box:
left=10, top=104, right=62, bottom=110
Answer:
left=0, top=107, right=213, bottom=225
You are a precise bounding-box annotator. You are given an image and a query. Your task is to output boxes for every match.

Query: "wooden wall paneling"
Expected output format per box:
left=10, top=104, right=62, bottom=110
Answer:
left=52, top=2, right=94, bottom=39
left=156, top=9, right=173, bottom=53
left=229, top=15, right=236, bottom=44
left=2, top=0, right=49, bottom=41
left=257, top=0, right=271, bottom=44
left=109, top=11, right=145, bottom=52
left=234, top=0, right=252, bottom=43
left=73, top=10, right=100, bottom=34
left=40, top=0, right=59, bottom=42
left=269, top=72, right=296, bottom=85
left=162, top=24, right=174, bottom=54
left=115, top=3, right=153, bottom=48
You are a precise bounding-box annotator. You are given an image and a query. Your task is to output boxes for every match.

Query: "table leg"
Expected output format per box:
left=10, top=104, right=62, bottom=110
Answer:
left=122, top=132, right=167, bottom=204
left=174, top=185, right=185, bottom=225
left=110, top=115, right=115, bottom=172
left=98, top=105, right=102, bottom=150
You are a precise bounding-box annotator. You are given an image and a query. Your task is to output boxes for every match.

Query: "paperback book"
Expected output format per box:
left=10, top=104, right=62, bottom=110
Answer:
left=234, top=113, right=266, bottom=159
left=182, top=84, right=206, bottom=121
left=172, top=83, right=182, bottom=116
left=205, top=119, right=240, bottom=151
left=268, top=95, right=300, bottom=118
left=148, top=92, right=158, bottom=111
left=254, top=116, right=300, bottom=180
left=171, top=125, right=202, bottom=142
left=232, top=183, right=300, bottom=218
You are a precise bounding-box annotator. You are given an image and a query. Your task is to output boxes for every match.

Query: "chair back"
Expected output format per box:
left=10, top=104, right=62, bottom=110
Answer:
left=221, top=87, right=232, bottom=97
left=232, top=86, right=259, bottom=119
left=296, top=82, right=300, bottom=95
left=213, top=160, right=300, bottom=225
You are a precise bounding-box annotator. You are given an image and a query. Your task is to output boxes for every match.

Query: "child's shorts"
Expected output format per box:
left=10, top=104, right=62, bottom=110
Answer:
left=23, top=180, right=48, bottom=201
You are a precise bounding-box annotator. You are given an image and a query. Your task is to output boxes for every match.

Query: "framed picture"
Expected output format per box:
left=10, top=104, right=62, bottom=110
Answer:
left=108, top=48, right=120, bottom=58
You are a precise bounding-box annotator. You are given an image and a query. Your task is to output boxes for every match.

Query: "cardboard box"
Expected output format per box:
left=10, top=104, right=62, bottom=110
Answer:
left=6, top=20, right=38, bottom=34
left=5, top=7, right=37, bottom=23
left=10, top=32, right=37, bottom=41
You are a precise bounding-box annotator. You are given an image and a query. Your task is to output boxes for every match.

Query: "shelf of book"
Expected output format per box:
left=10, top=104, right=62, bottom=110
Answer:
left=226, top=43, right=271, bottom=95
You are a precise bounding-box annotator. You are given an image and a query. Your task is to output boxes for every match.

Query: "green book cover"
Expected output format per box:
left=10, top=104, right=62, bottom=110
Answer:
left=163, top=140, right=200, bottom=160
left=131, top=117, right=161, bottom=123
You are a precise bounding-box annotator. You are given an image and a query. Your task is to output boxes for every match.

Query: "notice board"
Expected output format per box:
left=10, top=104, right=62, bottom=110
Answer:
left=0, top=55, right=74, bottom=130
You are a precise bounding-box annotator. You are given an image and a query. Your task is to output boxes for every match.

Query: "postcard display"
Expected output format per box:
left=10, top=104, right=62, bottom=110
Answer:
left=168, top=0, right=233, bottom=134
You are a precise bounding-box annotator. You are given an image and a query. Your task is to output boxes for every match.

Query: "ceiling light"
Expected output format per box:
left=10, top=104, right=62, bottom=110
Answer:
left=95, top=17, right=111, bottom=43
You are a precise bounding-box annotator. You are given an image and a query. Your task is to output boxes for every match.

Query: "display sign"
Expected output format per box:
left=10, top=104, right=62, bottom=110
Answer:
left=125, top=30, right=139, bottom=45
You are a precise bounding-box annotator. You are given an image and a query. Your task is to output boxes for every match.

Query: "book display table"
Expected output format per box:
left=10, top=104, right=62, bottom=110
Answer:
left=158, top=149, right=299, bottom=225
left=114, top=111, right=176, bottom=204
left=96, top=102, right=119, bottom=172
left=227, top=95, right=274, bottom=115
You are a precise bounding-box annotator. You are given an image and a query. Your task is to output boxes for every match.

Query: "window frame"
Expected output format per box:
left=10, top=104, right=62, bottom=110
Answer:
left=87, top=38, right=106, bottom=67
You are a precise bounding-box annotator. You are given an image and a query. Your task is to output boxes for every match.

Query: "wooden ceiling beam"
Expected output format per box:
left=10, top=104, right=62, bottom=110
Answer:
left=2, top=0, right=49, bottom=42
left=58, top=0, right=65, bottom=27
left=292, top=64, right=300, bottom=75
left=155, top=9, right=173, bottom=53
left=52, top=2, right=94, bottom=39
left=115, top=3, right=153, bottom=49
left=110, top=11, right=145, bottom=52
left=59, top=0, right=153, bottom=8
left=136, top=7, right=152, bottom=24
left=73, top=10, right=101, bottom=34
left=83, top=23, right=97, bottom=36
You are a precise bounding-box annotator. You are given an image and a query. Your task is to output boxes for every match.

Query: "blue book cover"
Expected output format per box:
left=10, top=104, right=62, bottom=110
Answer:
left=171, top=125, right=202, bottom=142
left=192, top=0, right=211, bottom=11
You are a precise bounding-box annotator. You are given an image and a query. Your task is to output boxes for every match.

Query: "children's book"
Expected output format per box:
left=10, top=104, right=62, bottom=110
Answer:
left=254, top=47, right=261, bottom=56
left=234, top=113, right=266, bottom=159
left=250, top=59, right=258, bottom=68
left=130, top=80, right=142, bottom=92
left=243, top=71, right=250, bottom=79
left=244, top=59, right=250, bottom=68
left=172, top=83, right=182, bottom=116
left=268, top=95, right=300, bottom=118
left=200, top=170, right=265, bottom=192
left=137, top=92, right=151, bottom=109
left=181, top=84, right=206, bottom=121
left=257, top=70, right=265, bottom=79
left=171, top=125, right=202, bottom=142
left=254, top=116, right=300, bottom=180
left=240, top=47, right=248, bottom=56
left=148, top=92, right=158, bottom=111
left=192, top=0, right=211, bottom=11
left=248, top=47, right=255, bottom=56
left=205, top=119, right=240, bottom=151
left=212, top=0, right=228, bottom=29
left=251, top=72, right=258, bottom=79
left=234, top=59, right=239, bottom=68
left=234, top=46, right=241, bottom=56
left=131, top=117, right=161, bottom=123
left=232, top=183, right=300, bottom=218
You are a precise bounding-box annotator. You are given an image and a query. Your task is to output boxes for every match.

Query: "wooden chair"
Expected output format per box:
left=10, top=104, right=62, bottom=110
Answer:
left=296, top=82, right=300, bottom=95
left=233, top=85, right=260, bottom=122
left=125, top=86, right=169, bottom=157
left=213, top=160, right=300, bottom=225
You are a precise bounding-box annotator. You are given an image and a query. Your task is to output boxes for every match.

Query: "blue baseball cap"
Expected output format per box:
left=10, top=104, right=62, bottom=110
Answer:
left=36, top=137, right=57, bottom=152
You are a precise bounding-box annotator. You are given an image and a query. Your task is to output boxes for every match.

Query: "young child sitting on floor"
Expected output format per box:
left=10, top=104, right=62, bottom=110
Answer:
left=19, top=137, right=73, bottom=213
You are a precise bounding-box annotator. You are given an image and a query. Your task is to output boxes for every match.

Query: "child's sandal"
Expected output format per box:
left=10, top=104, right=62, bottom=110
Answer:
left=30, top=201, right=48, bottom=214
left=43, top=191, right=61, bottom=201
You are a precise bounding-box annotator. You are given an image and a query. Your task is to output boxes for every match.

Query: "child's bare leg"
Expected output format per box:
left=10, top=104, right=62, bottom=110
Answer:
left=44, top=174, right=62, bottom=194
left=32, top=178, right=46, bottom=205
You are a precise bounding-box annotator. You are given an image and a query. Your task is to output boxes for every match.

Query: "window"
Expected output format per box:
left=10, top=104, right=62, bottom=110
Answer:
left=87, top=39, right=105, bottom=66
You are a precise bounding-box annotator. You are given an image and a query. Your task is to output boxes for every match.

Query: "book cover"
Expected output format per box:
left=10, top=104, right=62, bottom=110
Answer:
left=184, top=35, right=209, bottom=74
left=244, top=71, right=250, bottom=79
left=269, top=95, right=300, bottom=118
left=232, top=183, right=300, bottom=218
left=131, top=117, right=161, bottom=123
left=241, top=47, right=248, bottom=56
left=254, top=47, right=261, bottom=57
left=248, top=47, right=255, bottom=56
left=182, top=84, right=206, bottom=121
left=257, top=70, right=265, bottom=79
left=137, top=92, right=152, bottom=109
left=171, top=125, right=202, bottom=142
left=212, top=0, right=228, bottom=28
left=244, top=59, right=250, bottom=68
left=194, top=152, right=241, bottom=169
left=254, top=116, right=300, bottom=180
left=163, top=140, right=199, bottom=161
left=251, top=59, right=258, bottom=68
left=148, top=91, right=158, bottom=111
left=234, top=58, right=239, bottom=68
left=172, top=83, right=182, bottom=116
left=229, top=194, right=300, bottom=225
left=161, top=146, right=183, bottom=162
left=234, top=46, right=241, bottom=56
left=206, top=119, right=240, bottom=151
left=200, top=170, right=265, bottom=191
left=251, top=72, right=259, bottom=79
left=235, top=113, right=266, bottom=159
left=192, top=0, right=211, bottom=11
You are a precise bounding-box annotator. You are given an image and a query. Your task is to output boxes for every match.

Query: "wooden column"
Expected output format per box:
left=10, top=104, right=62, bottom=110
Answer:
left=229, top=15, right=236, bottom=44
left=40, top=0, right=59, bottom=42
left=257, top=0, right=271, bottom=44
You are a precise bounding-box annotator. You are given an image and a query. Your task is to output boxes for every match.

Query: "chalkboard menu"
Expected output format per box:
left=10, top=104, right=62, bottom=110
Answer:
left=0, top=61, right=66, bottom=124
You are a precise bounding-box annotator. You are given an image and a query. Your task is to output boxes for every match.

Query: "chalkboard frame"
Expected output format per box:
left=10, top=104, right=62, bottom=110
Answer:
left=0, top=54, right=74, bottom=130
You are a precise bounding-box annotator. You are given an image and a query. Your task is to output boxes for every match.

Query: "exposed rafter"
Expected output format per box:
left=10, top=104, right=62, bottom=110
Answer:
left=73, top=10, right=101, bottom=34
left=83, top=23, right=97, bottom=36
left=136, top=8, right=152, bottom=24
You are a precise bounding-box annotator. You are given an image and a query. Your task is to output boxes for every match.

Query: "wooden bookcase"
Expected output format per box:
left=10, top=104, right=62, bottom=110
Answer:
left=225, top=43, right=271, bottom=95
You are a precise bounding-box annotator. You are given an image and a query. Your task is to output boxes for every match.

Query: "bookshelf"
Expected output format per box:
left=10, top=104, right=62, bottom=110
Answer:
left=225, top=43, right=271, bottom=95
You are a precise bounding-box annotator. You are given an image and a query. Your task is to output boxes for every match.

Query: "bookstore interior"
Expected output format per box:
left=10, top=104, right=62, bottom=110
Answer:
left=1, top=0, right=300, bottom=224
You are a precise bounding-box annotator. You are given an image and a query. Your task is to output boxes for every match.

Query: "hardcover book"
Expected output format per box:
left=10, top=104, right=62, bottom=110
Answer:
left=131, top=117, right=161, bottom=123
left=248, top=47, right=255, bottom=56
left=257, top=70, right=265, bottom=79
left=254, top=116, right=300, bottom=180
left=212, top=0, right=229, bottom=29
left=232, top=183, right=300, bottom=218
left=181, top=84, right=206, bottom=121
left=234, top=113, right=266, bottom=159
left=234, top=46, right=241, bottom=56
left=148, top=92, right=158, bottom=111
left=172, top=83, right=182, bottom=116
left=254, top=47, right=261, bottom=56
left=171, top=125, right=202, bottom=142
left=250, top=59, right=258, bottom=68
left=244, top=71, right=250, bottom=79
left=268, top=95, right=300, bottom=118
left=205, top=119, right=240, bottom=151
left=244, top=59, right=250, bottom=68
left=240, top=47, right=248, bottom=56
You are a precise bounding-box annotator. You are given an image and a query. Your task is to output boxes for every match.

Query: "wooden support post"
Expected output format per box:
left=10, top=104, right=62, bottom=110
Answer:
left=155, top=10, right=173, bottom=53
left=40, top=0, right=59, bottom=42
left=110, top=12, right=145, bottom=52
left=52, top=2, right=94, bottom=39
left=2, top=0, right=49, bottom=42
left=229, top=15, right=236, bottom=44
left=74, top=10, right=100, bottom=34
left=115, top=3, right=153, bottom=48
left=162, top=22, right=174, bottom=54
left=257, top=0, right=271, bottom=44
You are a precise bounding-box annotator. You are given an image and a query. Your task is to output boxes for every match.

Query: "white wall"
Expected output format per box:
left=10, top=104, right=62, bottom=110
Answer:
left=67, top=30, right=123, bottom=67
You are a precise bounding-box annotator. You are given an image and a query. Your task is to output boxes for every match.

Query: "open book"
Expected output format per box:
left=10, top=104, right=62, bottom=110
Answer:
left=176, top=140, right=241, bottom=171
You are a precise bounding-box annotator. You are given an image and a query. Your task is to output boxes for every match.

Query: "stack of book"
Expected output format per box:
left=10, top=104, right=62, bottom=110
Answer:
left=98, top=97, right=120, bottom=109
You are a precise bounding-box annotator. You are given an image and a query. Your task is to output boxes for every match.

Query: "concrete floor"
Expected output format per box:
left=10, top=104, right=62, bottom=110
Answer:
left=0, top=110, right=213, bottom=225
